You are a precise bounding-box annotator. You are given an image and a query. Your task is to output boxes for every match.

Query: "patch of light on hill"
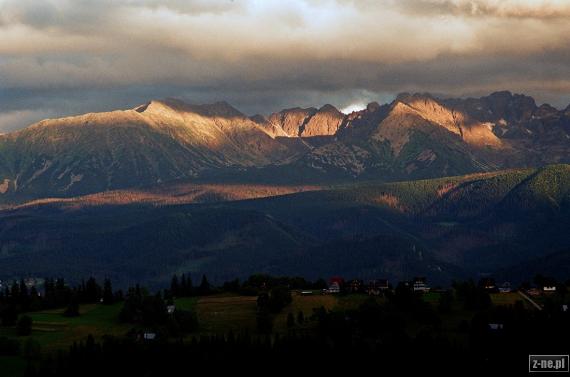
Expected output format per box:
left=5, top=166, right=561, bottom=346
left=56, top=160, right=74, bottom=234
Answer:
left=340, top=103, right=367, bottom=114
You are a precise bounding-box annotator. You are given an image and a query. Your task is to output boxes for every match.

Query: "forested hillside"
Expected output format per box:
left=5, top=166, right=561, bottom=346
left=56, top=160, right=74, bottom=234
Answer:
left=1, top=165, right=569, bottom=286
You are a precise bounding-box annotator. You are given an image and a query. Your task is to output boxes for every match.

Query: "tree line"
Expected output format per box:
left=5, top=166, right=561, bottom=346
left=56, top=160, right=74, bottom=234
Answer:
left=0, top=277, right=119, bottom=327
left=2, top=272, right=569, bottom=376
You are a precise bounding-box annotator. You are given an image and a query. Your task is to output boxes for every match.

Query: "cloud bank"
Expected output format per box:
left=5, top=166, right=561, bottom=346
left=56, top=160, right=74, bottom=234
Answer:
left=1, top=0, right=569, bottom=131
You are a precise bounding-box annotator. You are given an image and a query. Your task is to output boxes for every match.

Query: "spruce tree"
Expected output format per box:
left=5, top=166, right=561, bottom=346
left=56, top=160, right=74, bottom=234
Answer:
left=171, top=275, right=179, bottom=296
left=199, top=275, right=210, bottom=296
left=103, top=279, right=114, bottom=305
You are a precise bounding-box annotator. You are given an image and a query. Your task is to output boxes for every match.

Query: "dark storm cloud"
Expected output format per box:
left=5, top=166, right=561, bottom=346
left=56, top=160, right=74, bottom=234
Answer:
left=0, top=0, right=569, bottom=131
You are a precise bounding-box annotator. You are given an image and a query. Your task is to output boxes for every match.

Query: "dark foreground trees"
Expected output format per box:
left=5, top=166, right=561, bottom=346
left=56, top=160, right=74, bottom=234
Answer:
left=16, top=315, right=32, bottom=336
left=5, top=273, right=570, bottom=376
left=256, top=285, right=293, bottom=333
left=119, top=285, right=198, bottom=338
left=23, top=297, right=570, bottom=377
left=0, top=277, right=123, bottom=327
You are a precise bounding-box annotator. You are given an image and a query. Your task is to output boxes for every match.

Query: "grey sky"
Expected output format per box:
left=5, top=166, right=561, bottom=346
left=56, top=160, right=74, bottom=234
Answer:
left=1, top=0, right=570, bottom=132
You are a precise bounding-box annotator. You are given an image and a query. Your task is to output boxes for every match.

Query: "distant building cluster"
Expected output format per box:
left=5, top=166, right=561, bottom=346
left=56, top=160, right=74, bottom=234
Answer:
left=0, top=277, right=41, bottom=289
left=320, top=276, right=431, bottom=295
left=0, top=277, right=43, bottom=295
left=411, top=277, right=429, bottom=293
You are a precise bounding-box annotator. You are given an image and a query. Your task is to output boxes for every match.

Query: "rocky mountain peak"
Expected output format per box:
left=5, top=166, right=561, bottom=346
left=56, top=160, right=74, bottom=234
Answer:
left=319, top=104, right=340, bottom=113
left=249, top=114, right=268, bottom=124
left=483, top=91, right=536, bottom=123
left=136, top=99, right=244, bottom=119
left=534, top=104, right=560, bottom=119
left=381, top=93, right=504, bottom=150
left=266, top=105, right=344, bottom=137
left=395, top=92, right=434, bottom=103
left=487, top=90, right=514, bottom=101
left=202, top=101, right=245, bottom=118
left=366, top=102, right=381, bottom=113
left=299, top=104, right=344, bottom=137
left=389, top=94, right=463, bottom=136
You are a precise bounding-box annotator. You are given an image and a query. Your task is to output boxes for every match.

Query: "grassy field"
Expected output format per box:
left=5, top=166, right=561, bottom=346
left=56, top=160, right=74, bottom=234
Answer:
left=490, top=292, right=526, bottom=307
left=336, top=293, right=380, bottom=310
left=274, top=292, right=337, bottom=332
left=0, top=303, right=129, bottom=377
left=0, top=293, right=352, bottom=356
left=194, top=295, right=258, bottom=335
left=186, top=291, right=533, bottom=336
left=422, top=290, right=527, bottom=308
left=183, top=292, right=378, bottom=335
left=421, top=291, right=442, bottom=303
left=0, top=303, right=128, bottom=353
left=174, top=296, right=199, bottom=311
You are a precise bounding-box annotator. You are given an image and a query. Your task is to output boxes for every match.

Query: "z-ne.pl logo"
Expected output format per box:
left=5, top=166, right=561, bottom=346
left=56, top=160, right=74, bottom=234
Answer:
left=529, top=355, right=569, bottom=373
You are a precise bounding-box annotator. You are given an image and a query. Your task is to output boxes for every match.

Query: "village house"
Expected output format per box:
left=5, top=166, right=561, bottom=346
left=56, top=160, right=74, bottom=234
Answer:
left=527, top=288, right=541, bottom=296
left=499, top=282, right=512, bottom=293
left=346, top=279, right=363, bottom=293
left=327, top=281, right=341, bottom=294
left=141, top=332, right=156, bottom=341
left=367, top=279, right=389, bottom=296
left=412, top=277, right=430, bottom=293
left=143, top=332, right=157, bottom=341
left=543, top=285, right=557, bottom=293
left=326, top=277, right=344, bottom=294
left=480, top=278, right=497, bottom=291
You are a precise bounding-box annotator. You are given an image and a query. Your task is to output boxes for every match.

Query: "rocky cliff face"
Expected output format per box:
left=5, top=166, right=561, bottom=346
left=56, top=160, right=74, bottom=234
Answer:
left=267, top=104, right=344, bottom=137
left=299, top=104, right=345, bottom=137
left=267, top=107, right=317, bottom=137
left=393, top=93, right=502, bottom=148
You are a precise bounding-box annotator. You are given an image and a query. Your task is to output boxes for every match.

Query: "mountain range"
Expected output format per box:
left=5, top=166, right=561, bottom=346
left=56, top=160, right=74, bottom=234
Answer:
left=1, top=91, right=570, bottom=287
left=1, top=91, right=570, bottom=204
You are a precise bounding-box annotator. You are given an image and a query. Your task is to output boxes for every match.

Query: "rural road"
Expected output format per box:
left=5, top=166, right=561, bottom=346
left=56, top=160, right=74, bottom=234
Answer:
left=517, top=290, right=543, bottom=311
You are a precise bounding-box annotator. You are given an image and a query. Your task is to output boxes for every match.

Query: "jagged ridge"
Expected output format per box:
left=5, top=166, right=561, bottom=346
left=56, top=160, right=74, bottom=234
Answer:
left=1, top=91, right=569, bottom=203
